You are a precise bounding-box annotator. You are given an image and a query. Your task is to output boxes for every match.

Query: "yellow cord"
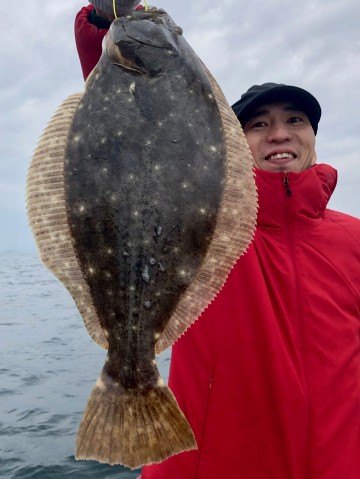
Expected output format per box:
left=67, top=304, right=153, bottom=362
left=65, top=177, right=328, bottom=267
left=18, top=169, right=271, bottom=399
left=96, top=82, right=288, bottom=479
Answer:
left=144, top=0, right=148, bottom=11
left=113, top=0, right=118, bottom=18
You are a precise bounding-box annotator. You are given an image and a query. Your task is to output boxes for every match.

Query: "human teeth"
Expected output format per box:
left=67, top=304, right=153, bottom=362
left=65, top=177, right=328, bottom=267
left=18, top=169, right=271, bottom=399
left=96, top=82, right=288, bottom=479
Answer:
left=268, top=153, right=294, bottom=160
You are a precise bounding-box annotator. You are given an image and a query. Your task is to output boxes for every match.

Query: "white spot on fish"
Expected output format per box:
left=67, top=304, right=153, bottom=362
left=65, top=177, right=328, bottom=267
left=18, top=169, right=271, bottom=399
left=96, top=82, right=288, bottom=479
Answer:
left=188, top=123, right=193, bottom=127
left=132, top=325, right=137, bottom=331
left=117, top=131, right=123, bottom=136
left=104, top=96, right=109, bottom=102
left=158, top=121, right=163, bottom=127
left=101, top=138, right=107, bottom=144
left=130, top=285, right=136, bottom=291
left=129, top=82, right=136, bottom=94
left=210, top=146, right=217, bottom=152
left=144, top=301, right=152, bottom=309
left=88, top=266, right=95, bottom=274
left=128, top=174, right=135, bottom=180
left=199, top=208, right=206, bottom=214
left=154, top=332, right=161, bottom=340
left=105, top=272, right=111, bottom=279
left=182, top=182, right=189, bottom=189
left=128, top=97, right=134, bottom=103
left=102, top=167, right=108, bottom=173
left=208, top=93, right=214, bottom=99
left=107, top=248, right=113, bottom=255
left=79, top=205, right=86, bottom=212
left=96, top=378, right=106, bottom=390
left=134, top=211, right=139, bottom=217
left=73, top=135, right=81, bottom=143
left=142, top=265, right=150, bottom=283
left=111, top=194, right=117, bottom=201
left=154, top=165, right=160, bottom=171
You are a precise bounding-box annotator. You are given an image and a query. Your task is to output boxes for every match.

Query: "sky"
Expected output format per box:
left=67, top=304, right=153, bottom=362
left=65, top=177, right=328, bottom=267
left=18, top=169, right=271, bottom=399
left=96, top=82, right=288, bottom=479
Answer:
left=1, top=0, right=359, bottom=253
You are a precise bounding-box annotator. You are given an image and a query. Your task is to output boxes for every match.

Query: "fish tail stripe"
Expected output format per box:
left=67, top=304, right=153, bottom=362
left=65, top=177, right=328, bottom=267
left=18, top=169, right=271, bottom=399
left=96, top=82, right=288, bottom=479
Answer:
left=26, top=93, right=108, bottom=350
left=76, top=381, right=197, bottom=469
left=155, top=66, right=258, bottom=354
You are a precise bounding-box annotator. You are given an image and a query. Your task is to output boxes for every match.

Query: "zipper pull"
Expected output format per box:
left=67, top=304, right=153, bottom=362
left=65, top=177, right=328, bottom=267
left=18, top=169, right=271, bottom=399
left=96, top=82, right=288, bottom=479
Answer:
left=283, top=173, right=292, bottom=197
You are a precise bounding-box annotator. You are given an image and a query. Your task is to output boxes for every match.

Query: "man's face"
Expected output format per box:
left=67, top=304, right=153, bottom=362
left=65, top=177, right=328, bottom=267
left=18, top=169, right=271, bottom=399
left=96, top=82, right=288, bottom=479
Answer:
left=242, top=102, right=317, bottom=173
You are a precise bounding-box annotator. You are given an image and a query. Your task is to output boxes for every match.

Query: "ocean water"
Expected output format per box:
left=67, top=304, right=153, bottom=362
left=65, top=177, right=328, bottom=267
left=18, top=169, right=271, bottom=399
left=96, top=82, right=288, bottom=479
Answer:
left=0, top=252, right=171, bottom=479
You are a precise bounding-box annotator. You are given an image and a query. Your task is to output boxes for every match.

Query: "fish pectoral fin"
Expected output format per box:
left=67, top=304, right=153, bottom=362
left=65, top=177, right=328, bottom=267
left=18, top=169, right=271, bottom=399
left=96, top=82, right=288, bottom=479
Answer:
left=105, top=35, right=144, bottom=75
left=75, top=373, right=197, bottom=469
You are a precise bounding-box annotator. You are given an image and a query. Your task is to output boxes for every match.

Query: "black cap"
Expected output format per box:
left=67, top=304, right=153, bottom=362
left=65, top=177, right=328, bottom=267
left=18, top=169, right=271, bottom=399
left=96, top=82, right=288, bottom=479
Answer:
left=232, top=83, right=322, bottom=134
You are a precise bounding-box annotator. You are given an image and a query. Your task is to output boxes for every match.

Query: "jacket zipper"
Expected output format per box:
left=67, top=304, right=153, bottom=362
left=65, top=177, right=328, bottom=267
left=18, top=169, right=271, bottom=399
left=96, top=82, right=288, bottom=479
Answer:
left=283, top=173, right=292, bottom=196
left=282, top=173, right=312, bottom=479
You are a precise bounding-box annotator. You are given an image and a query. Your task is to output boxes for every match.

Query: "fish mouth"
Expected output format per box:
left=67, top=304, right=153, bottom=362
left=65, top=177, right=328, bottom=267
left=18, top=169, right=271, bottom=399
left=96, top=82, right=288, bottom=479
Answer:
left=105, top=33, right=146, bottom=75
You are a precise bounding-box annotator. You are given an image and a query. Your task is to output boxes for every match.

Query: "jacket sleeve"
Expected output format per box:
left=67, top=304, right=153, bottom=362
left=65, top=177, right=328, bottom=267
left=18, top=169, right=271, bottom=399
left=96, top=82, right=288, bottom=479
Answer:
left=74, top=5, right=109, bottom=80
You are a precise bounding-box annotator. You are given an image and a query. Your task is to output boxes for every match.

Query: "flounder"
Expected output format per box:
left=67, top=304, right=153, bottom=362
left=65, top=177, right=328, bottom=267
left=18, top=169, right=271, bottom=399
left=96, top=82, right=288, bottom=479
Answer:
left=26, top=8, right=257, bottom=470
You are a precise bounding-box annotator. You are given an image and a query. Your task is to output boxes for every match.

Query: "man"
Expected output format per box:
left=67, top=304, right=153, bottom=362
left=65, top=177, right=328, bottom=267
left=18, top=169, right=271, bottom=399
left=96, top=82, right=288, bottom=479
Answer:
left=140, top=84, right=360, bottom=478
left=74, top=7, right=360, bottom=476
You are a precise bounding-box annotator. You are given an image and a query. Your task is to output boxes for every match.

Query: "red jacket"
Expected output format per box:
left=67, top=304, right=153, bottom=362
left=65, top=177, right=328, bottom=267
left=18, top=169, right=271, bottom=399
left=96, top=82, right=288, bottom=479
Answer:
left=74, top=4, right=143, bottom=80
left=142, top=164, right=360, bottom=479
left=75, top=5, right=108, bottom=80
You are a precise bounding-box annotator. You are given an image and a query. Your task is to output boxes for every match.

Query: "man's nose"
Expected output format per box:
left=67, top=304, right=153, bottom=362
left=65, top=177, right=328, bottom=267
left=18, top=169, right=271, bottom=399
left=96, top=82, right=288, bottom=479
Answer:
left=266, top=123, right=292, bottom=143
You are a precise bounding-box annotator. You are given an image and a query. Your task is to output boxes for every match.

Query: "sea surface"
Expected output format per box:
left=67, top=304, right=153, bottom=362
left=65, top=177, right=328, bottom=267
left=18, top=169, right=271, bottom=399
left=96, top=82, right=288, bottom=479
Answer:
left=0, top=252, right=171, bottom=479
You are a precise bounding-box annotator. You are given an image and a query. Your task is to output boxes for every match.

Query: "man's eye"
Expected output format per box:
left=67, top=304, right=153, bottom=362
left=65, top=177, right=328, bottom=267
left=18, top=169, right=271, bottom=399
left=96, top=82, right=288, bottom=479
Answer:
left=288, top=116, right=303, bottom=124
left=251, top=121, right=267, bottom=128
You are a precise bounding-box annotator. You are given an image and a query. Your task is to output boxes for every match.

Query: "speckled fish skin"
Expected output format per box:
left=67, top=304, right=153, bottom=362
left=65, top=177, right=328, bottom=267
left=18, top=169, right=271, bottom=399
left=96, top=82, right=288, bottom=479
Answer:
left=26, top=7, right=257, bottom=471
left=67, top=9, right=224, bottom=466
left=67, top=10, right=224, bottom=390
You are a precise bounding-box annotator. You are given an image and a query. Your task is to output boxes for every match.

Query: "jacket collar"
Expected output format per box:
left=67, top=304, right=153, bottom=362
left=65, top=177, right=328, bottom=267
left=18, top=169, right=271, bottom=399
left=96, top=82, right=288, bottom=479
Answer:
left=255, top=163, right=337, bottom=230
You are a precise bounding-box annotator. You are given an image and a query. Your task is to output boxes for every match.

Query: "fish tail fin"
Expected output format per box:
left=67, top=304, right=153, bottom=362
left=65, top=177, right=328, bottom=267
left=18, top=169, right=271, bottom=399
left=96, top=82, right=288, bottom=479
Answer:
left=75, top=375, right=197, bottom=469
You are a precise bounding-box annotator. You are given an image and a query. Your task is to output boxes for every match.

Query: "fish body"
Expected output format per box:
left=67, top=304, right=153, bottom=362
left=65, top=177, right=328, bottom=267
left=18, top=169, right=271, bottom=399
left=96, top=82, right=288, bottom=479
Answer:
left=26, top=8, right=257, bottom=470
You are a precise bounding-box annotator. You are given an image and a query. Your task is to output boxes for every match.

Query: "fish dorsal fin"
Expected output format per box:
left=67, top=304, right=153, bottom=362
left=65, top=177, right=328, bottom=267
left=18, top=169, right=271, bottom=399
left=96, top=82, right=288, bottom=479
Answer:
left=26, top=93, right=109, bottom=349
left=155, top=65, right=258, bottom=355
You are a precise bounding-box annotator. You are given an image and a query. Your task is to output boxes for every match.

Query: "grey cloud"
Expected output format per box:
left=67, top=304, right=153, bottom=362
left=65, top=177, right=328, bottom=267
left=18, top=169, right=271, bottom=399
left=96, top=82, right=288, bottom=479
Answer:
left=0, top=0, right=359, bottom=251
